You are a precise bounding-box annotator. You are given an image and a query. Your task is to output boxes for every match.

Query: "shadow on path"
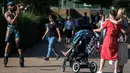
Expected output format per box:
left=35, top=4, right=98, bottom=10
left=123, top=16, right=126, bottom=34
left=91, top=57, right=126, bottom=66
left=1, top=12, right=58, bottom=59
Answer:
left=6, top=65, right=61, bottom=68
left=23, top=39, right=68, bottom=57
left=23, top=39, right=130, bottom=60
left=80, top=72, right=112, bottom=73
left=128, top=48, right=130, bottom=59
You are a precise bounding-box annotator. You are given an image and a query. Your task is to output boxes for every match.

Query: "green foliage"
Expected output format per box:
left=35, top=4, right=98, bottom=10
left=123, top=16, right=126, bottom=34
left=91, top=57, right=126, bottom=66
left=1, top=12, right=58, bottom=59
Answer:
left=112, top=1, right=129, bottom=7
left=0, top=13, right=2, bottom=20
left=20, top=12, right=41, bottom=24
left=0, top=12, right=6, bottom=57
left=17, top=11, right=48, bottom=48
left=14, top=0, right=60, bottom=7
left=19, top=11, right=49, bottom=26
left=0, top=9, right=3, bottom=20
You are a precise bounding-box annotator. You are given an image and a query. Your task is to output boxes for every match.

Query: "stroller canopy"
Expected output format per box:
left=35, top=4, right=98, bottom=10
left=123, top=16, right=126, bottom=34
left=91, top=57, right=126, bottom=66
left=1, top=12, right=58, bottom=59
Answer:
left=72, top=30, right=94, bottom=45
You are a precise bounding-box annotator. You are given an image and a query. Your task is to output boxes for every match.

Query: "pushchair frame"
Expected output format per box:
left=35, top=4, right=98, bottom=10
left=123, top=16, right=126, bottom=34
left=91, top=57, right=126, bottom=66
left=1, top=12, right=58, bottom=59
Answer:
left=61, top=30, right=101, bottom=73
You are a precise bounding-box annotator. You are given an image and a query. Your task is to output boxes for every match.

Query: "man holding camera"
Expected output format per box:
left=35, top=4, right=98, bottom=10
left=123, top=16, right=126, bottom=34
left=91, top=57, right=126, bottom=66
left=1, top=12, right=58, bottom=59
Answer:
left=3, top=1, right=24, bottom=67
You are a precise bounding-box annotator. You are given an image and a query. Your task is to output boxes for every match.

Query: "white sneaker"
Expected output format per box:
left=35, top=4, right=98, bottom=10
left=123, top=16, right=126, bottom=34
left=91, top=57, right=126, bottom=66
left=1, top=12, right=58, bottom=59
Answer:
left=96, top=71, right=102, bottom=73
left=109, top=60, right=115, bottom=65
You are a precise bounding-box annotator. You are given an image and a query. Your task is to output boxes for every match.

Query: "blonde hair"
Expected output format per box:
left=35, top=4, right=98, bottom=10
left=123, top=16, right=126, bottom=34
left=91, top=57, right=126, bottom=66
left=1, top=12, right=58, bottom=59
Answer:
left=116, top=8, right=127, bottom=19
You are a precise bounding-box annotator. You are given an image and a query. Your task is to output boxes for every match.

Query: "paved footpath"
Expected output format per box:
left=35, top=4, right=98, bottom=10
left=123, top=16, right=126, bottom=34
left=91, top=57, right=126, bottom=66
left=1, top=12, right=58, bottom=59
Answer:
left=0, top=40, right=130, bottom=73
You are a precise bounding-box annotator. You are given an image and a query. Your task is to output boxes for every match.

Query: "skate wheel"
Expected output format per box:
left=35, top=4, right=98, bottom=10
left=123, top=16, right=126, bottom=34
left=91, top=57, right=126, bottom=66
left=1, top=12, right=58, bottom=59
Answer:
left=20, top=63, right=24, bottom=67
left=20, top=59, right=24, bottom=67
left=3, top=59, right=8, bottom=67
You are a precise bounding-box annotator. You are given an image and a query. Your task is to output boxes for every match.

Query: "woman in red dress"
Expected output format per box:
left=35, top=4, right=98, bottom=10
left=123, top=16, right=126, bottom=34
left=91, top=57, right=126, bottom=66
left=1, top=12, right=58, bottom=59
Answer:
left=94, top=10, right=126, bottom=73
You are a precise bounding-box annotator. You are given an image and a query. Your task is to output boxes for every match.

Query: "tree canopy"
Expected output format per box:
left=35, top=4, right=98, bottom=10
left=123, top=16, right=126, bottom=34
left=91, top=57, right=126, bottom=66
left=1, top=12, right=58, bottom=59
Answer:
left=0, top=0, right=61, bottom=7
left=1, top=0, right=130, bottom=8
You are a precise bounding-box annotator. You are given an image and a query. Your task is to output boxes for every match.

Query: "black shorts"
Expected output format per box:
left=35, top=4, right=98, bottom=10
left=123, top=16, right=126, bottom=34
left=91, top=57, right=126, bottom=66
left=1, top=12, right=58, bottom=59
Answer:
left=65, top=29, right=72, bottom=38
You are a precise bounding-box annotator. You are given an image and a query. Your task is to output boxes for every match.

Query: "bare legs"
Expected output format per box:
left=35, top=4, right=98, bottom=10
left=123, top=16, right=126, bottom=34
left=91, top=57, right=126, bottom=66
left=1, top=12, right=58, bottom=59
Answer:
left=97, top=59, right=118, bottom=73
left=114, top=60, right=118, bottom=73
left=66, top=38, right=71, bottom=44
left=4, top=42, right=10, bottom=57
left=4, top=39, right=24, bottom=67
left=98, top=59, right=105, bottom=72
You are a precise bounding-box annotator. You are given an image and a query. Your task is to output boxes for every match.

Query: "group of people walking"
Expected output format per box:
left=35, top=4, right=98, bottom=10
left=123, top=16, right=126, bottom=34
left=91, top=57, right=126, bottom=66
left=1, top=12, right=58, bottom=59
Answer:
left=3, top=1, right=129, bottom=73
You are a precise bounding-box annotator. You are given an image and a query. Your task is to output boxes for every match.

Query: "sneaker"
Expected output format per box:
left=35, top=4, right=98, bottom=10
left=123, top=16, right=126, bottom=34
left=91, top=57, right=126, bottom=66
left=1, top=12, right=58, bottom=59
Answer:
left=96, top=71, right=102, bottom=73
left=109, top=60, right=115, bottom=65
left=44, top=57, right=49, bottom=61
left=117, top=70, right=122, bottom=73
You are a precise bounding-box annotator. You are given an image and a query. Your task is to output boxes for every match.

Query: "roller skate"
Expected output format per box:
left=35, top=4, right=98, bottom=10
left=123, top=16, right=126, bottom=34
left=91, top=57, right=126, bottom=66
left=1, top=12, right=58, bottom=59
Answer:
left=19, top=55, right=24, bottom=67
left=3, top=56, right=8, bottom=67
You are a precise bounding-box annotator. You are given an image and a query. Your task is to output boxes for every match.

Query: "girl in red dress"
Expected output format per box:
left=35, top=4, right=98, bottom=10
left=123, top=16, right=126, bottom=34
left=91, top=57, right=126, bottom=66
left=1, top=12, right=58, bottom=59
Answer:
left=94, top=10, right=126, bottom=73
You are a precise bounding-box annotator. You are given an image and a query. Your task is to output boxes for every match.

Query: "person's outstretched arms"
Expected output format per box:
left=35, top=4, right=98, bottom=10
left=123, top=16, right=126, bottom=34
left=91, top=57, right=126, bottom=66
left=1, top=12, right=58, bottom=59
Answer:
left=93, top=20, right=109, bottom=32
left=109, top=18, right=122, bottom=24
left=93, top=27, right=104, bottom=32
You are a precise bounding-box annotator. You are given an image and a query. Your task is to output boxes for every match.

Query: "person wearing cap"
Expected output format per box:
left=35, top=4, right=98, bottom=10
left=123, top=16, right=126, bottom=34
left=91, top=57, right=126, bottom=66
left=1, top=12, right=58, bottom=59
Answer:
left=3, top=1, right=24, bottom=67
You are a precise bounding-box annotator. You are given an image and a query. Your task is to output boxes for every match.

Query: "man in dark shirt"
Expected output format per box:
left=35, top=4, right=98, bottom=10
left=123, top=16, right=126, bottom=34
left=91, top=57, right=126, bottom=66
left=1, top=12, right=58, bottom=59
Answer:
left=57, top=15, right=64, bottom=35
left=92, top=12, right=101, bottom=29
left=82, top=12, right=90, bottom=30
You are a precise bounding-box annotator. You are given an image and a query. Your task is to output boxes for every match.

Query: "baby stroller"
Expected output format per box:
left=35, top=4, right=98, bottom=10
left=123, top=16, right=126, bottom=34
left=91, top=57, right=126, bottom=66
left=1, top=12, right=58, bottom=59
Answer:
left=61, top=30, right=101, bottom=73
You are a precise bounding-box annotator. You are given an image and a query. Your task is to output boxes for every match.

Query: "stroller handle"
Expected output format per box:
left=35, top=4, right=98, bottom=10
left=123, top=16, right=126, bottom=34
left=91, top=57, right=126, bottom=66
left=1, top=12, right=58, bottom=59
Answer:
left=94, top=32, right=100, bottom=38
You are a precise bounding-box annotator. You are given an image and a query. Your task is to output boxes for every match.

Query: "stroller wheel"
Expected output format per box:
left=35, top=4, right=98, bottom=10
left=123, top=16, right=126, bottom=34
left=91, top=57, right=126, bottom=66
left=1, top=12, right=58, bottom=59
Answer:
left=61, top=58, right=67, bottom=72
left=89, top=62, right=97, bottom=73
left=72, top=62, right=80, bottom=73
